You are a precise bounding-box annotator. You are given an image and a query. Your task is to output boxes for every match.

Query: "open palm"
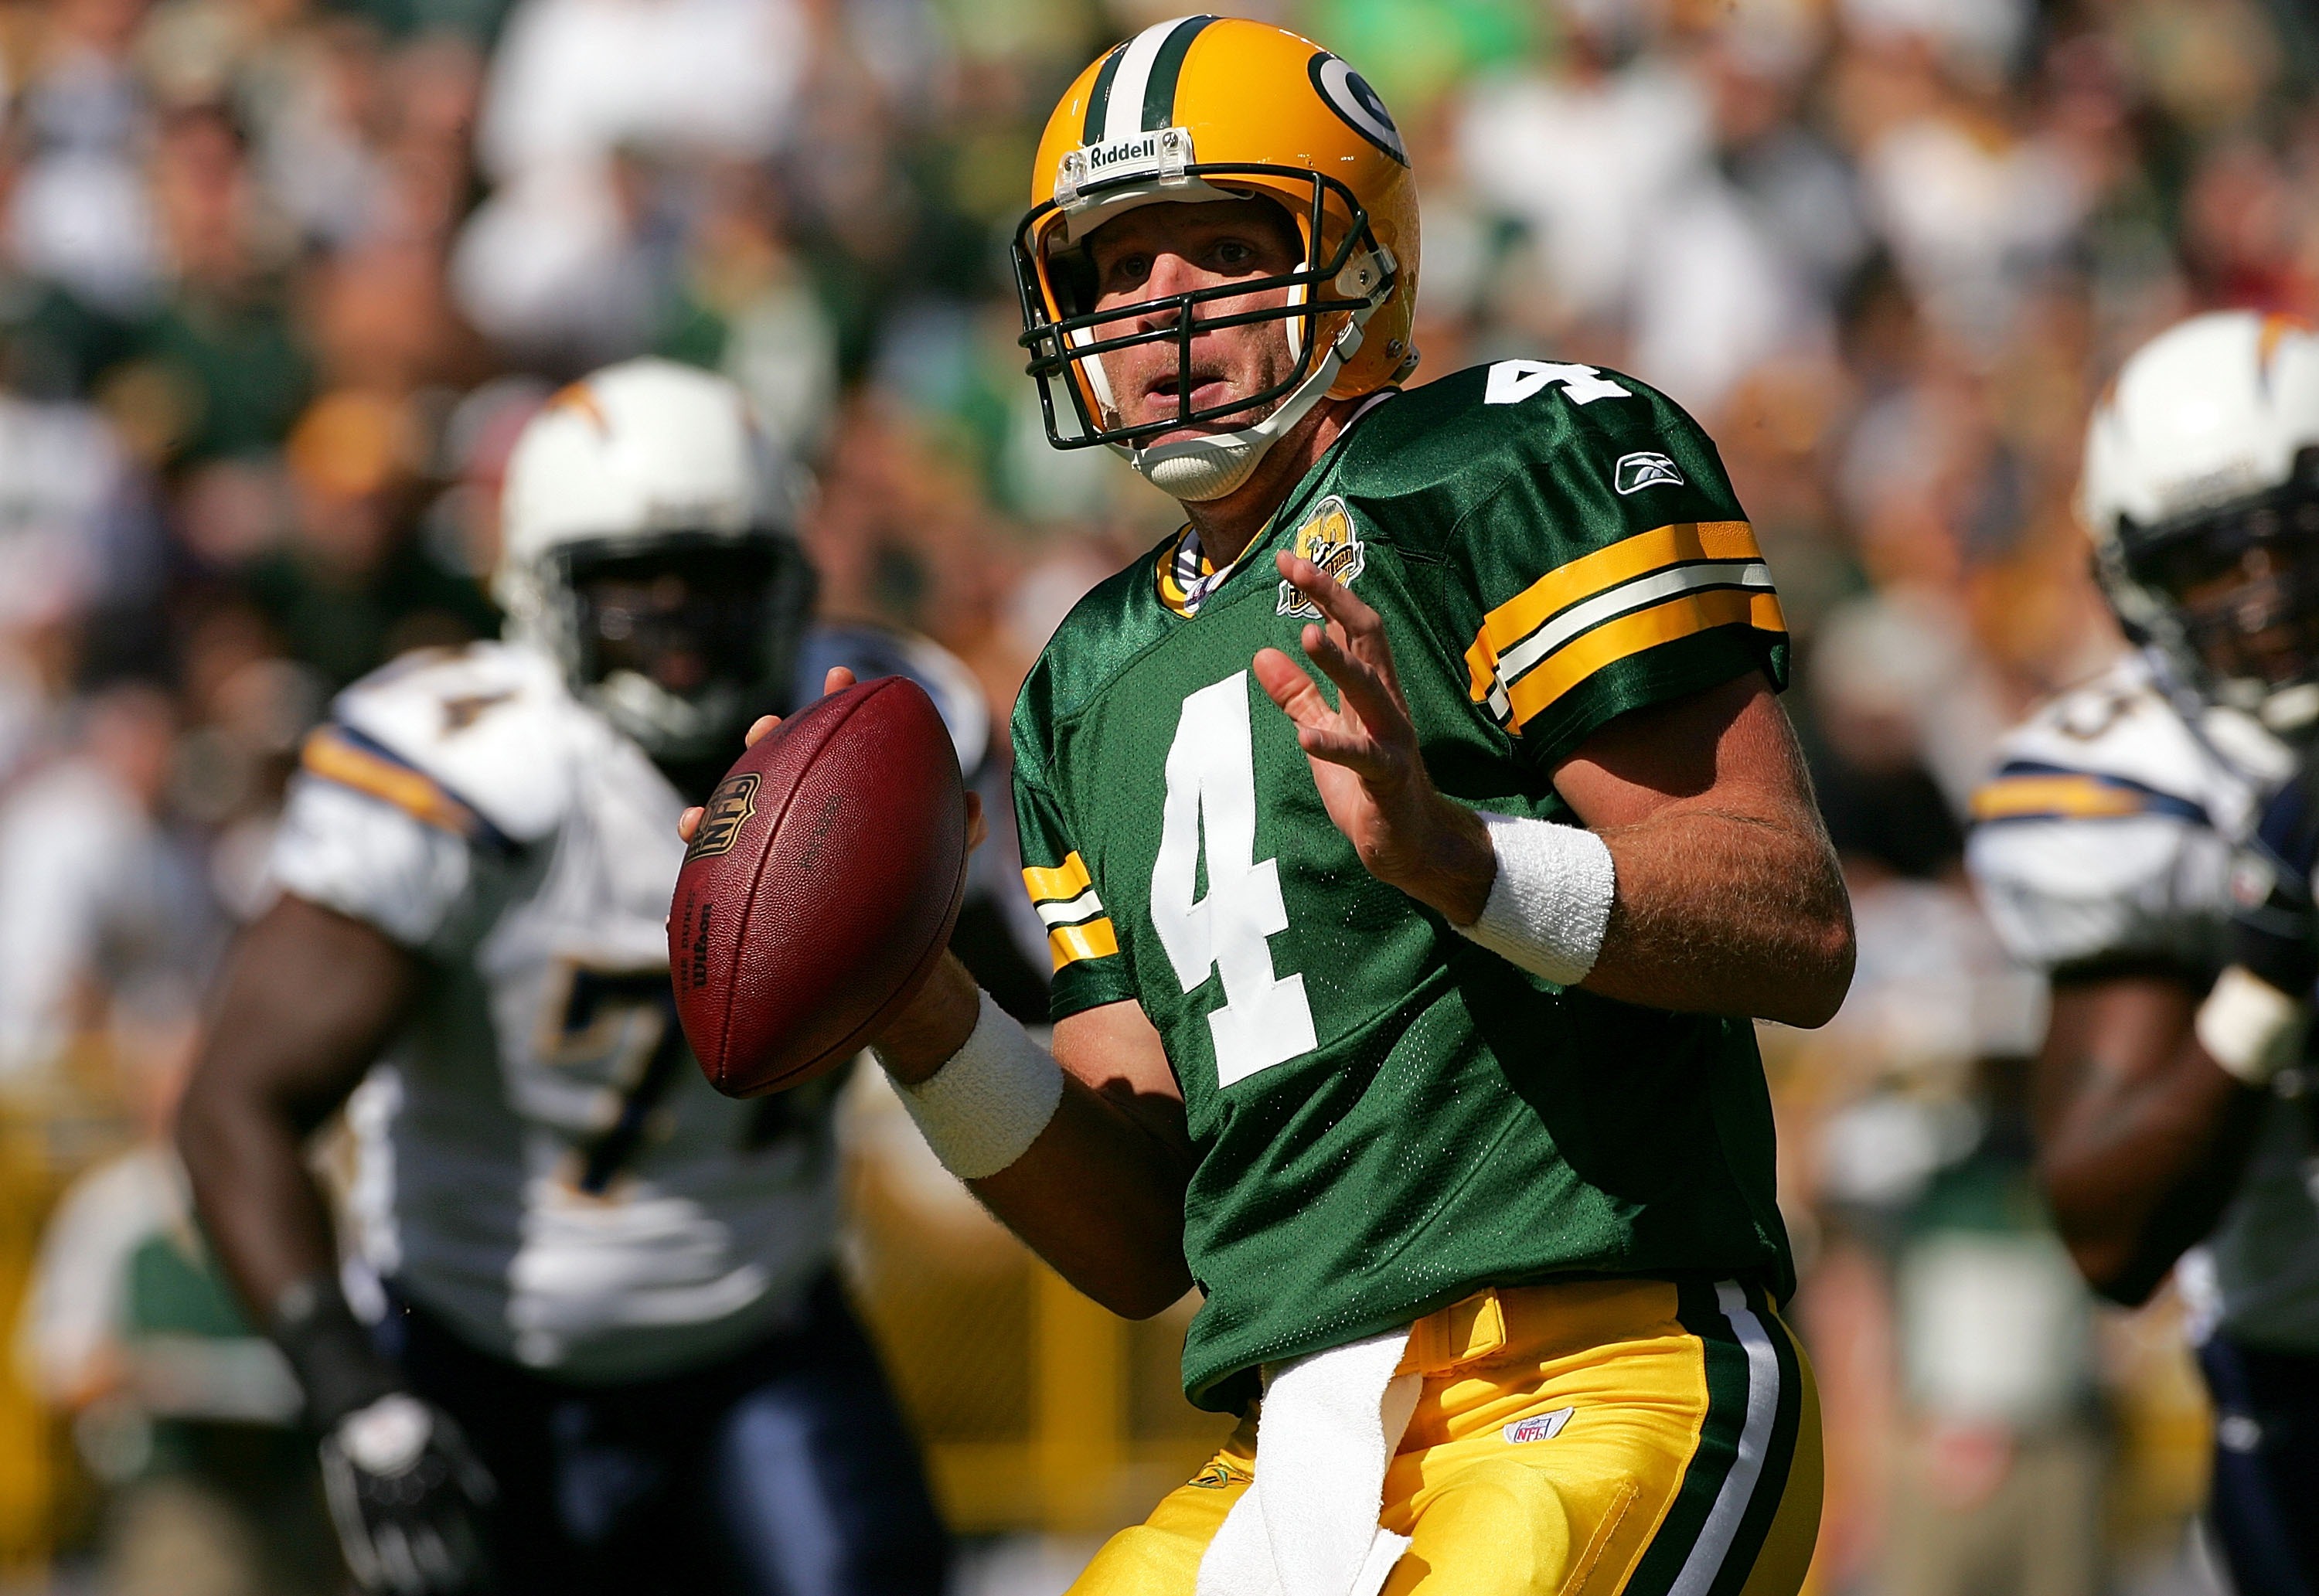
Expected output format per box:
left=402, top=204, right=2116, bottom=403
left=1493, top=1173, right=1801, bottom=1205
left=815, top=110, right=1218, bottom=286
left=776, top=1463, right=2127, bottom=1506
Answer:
left=1251, top=552, right=1471, bottom=897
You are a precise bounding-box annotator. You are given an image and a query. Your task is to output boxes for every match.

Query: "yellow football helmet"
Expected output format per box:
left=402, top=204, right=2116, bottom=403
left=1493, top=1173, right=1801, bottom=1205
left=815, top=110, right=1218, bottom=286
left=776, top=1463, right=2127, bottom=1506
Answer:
left=1012, top=15, right=1420, bottom=500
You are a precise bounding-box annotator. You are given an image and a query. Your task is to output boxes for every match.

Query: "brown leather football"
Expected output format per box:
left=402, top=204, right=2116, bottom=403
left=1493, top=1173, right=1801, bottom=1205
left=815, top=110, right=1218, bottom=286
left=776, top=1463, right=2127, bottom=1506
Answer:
left=669, top=675, right=968, bottom=1097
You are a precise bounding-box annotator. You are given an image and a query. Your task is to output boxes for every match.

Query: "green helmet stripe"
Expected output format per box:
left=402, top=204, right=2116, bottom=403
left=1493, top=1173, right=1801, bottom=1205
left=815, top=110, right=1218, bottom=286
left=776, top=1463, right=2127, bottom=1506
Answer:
left=1140, top=15, right=1218, bottom=132
left=1082, top=44, right=1127, bottom=145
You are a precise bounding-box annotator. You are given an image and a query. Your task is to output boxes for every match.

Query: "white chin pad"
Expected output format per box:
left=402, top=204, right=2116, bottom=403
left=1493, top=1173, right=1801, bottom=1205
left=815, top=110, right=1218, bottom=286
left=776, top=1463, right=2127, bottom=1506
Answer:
left=1138, top=432, right=1264, bottom=501
left=1125, top=309, right=1369, bottom=503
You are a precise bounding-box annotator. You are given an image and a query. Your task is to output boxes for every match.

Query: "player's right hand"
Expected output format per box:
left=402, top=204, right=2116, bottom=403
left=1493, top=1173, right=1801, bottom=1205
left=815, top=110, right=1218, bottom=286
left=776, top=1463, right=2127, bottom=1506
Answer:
left=319, top=1393, right=496, bottom=1594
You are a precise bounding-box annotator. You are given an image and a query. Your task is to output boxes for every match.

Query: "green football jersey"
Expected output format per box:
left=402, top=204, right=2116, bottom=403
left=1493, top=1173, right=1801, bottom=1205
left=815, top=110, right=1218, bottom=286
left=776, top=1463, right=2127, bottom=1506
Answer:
left=1011, top=360, right=1796, bottom=1413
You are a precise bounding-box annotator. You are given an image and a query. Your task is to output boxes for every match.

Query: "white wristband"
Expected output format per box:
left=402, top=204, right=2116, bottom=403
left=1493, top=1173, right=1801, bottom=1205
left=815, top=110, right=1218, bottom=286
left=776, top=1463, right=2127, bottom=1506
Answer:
left=2195, top=965, right=2308, bottom=1087
left=886, top=991, right=1065, bottom=1179
left=1453, top=810, right=1616, bottom=987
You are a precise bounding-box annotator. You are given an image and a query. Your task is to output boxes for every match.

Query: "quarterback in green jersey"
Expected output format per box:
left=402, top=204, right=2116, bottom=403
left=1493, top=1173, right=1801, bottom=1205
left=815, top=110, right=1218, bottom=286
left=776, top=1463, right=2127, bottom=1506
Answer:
left=686, top=16, right=1853, bottom=1596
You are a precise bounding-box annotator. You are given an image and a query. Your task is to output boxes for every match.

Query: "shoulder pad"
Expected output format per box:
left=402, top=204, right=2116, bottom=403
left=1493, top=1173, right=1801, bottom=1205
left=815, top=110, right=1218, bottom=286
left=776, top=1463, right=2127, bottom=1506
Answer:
left=1972, top=656, right=2252, bottom=838
left=1966, top=657, right=2244, bottom=971
left=1338, top=362, right=1744, bottom=559
left=797, top=624, right=990, bottom=778
left=308, top=643, right=580, bottom=847
left=1356, top=360, right=1690, bottom=451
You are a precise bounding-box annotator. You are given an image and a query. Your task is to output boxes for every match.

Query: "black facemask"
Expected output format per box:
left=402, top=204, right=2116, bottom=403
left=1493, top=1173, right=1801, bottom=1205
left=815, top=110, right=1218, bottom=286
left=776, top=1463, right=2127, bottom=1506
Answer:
left=2124, top=459, right=2319, bottom=697
left=553, top=533, right=817, bottom=799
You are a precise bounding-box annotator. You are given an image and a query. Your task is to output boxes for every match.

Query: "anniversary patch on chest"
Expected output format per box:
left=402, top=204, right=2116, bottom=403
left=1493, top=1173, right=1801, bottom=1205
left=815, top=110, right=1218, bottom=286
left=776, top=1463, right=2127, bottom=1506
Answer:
left=1276, top=496, right=1367, bottom=620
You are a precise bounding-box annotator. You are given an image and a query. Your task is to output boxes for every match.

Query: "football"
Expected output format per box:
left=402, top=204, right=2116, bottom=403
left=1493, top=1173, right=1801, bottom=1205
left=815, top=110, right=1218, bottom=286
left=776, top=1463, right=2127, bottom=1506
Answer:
left=669, top=676, right=969, bottom=1096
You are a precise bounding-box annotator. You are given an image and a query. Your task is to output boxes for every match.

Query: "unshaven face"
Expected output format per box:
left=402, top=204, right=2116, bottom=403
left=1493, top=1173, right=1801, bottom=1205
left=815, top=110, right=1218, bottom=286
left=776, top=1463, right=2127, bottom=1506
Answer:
left=1081, top=197, right=1306, bottom=448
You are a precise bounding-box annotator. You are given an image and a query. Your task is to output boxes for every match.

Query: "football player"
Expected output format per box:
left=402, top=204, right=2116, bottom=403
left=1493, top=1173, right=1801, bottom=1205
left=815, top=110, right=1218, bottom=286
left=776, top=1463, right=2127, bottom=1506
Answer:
left=1967, top=311, right=2319, bottom=1595
left=176, top=360, right=969, bottom=1596
left=691, top=20, right=1852, bottom=1594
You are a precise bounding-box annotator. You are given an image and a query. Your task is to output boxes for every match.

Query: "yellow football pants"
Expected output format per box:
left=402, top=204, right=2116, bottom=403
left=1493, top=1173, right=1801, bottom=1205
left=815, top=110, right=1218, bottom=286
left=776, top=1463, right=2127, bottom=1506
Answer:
left=1071, top=1278, right=1821, bottom=1596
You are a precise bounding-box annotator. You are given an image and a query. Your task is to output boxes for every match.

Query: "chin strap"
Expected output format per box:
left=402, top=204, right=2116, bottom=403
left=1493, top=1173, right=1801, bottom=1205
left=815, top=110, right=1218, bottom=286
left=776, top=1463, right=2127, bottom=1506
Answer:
left=1125, top=326, right=1359, bottom=502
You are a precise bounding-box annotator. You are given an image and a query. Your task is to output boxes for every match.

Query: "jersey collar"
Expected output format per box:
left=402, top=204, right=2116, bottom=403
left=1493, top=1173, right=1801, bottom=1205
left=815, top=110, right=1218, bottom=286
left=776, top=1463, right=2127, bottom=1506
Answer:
left=1149, top=390, right=1401, bottom=621
left=1155, top=525, right=1240, bottom=618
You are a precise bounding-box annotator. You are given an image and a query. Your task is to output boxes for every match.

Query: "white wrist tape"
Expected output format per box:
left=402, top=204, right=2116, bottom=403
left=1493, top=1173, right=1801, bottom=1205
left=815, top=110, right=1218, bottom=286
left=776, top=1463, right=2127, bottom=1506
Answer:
left=2195, top=965, right=2308, bottom=1088
left=1453, top=810, right=1616, bottom=987
left=888, top=991, right=1065, bottom=1179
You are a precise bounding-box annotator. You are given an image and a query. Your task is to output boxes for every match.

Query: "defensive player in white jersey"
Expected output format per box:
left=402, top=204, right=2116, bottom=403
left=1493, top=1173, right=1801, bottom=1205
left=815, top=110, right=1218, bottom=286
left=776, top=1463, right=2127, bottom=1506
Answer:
left=176, top=361, right=996, bottom=1595
left=1967, top=311, right=2319, bottom=1595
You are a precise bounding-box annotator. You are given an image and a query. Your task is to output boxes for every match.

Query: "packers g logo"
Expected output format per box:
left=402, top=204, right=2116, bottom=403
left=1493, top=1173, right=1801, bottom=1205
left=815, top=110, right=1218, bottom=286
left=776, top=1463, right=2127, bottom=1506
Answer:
left=1278, top=496, right=1367, bottom=619
left=685, top=772, right=760, bottom=862
left=1308, top=54, right=1406, bottom=166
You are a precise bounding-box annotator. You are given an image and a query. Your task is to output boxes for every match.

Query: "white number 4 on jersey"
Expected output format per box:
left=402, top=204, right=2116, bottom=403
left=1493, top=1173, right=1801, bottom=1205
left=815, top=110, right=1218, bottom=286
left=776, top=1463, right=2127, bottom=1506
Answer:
left=1152, top=673, right=1318, bottom=1087
left=1483, top=359, right=1629, bottom=407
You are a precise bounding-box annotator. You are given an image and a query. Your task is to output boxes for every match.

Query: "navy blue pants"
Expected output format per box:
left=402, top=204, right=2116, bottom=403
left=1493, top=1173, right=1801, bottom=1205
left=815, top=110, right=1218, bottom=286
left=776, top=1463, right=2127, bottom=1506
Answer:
left=2198, top=1333, right=2319, bottom=1596
left=380, top=1274, right=949, bottom=1596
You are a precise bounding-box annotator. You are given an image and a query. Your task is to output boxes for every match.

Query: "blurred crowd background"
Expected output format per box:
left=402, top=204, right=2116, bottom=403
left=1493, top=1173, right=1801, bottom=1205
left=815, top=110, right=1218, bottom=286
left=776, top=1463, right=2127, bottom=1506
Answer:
left=0, top=0, right=2310, bottom=1591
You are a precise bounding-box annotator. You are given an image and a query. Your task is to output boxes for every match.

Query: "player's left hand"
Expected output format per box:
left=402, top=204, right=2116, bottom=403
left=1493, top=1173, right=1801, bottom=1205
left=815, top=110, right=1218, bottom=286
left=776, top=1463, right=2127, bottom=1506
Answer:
left=676, top=666, right=985, bottom=852
left=1255, top=552, right=1494, bottom=925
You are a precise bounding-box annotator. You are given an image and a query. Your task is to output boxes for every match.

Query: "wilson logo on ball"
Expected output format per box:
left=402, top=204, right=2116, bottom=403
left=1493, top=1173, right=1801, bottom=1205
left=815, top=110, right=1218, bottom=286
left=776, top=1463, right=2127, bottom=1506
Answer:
left=666, top=675, right=969, bottom=1098
left=686, top=773, right=760, bottom=863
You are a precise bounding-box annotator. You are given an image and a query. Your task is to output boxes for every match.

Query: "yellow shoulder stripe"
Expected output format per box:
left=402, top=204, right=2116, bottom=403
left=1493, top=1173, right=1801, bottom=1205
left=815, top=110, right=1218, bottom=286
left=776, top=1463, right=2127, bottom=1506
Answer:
left=1465, top=522, right=1783, bottom=731
left=1970, top=774, right=2144, bottom=822
left=1047, top=917, right=1119, bottom=970
left=1467, top=522, right=1762, bottom=691
left=1490, top=587, right=1787, bottom=732
left=301, top=727, right=487, bottom=841
left=1023, top=851, right=1095, bottom=903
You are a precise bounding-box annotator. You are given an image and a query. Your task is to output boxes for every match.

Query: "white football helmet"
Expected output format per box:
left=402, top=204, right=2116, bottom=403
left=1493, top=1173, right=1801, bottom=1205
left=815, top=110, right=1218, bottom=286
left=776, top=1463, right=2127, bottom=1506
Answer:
left=2082, top=311, right=2319, bottom=732
left=496, top=359, right=816, bottom=769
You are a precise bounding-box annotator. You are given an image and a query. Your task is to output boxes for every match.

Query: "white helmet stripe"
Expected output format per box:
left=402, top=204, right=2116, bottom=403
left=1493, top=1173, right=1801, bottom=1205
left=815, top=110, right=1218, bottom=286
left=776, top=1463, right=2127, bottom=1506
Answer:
left=1101, top=17, right=1209, bottom=145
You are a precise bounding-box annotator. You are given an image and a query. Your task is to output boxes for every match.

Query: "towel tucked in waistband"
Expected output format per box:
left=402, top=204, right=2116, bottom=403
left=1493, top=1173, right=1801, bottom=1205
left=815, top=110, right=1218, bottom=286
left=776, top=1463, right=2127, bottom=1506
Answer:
left=1194, top=1325, right=1419, bottom=1596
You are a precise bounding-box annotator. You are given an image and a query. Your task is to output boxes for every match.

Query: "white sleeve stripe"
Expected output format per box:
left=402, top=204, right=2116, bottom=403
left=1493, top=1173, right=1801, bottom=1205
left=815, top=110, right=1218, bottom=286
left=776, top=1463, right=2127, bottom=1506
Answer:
left=1034, top=889, right=1106, bottom=927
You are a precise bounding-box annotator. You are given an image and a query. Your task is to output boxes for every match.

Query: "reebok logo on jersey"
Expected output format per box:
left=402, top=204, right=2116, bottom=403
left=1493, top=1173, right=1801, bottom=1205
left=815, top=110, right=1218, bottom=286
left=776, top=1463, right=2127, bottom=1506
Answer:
left=1278, top=496, right=1366, bottom=619
left=1503, top=1407, right=1575, bottom=1445
left=685, top=772, right=759, bottom=863
left=1614, top=452, right=1686, bottom=495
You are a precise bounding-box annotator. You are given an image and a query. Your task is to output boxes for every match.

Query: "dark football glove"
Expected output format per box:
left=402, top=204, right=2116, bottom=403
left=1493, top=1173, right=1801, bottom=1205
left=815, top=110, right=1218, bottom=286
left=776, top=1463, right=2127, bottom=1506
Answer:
left=319, top=1392, right=496, bottom=1595
left=270, top=1278, right=495, bottom=1594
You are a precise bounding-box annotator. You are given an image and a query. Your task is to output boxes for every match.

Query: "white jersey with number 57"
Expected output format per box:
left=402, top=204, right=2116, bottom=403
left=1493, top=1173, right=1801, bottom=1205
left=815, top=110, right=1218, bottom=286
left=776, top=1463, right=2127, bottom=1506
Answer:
left=270, top=633, right=987, bottom=1381
left=1966, top=651, right=2319, bottom=1352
